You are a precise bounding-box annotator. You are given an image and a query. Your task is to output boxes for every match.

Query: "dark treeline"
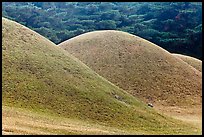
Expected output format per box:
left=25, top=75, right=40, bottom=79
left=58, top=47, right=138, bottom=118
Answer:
left=2, top=2, right=202, bottom=59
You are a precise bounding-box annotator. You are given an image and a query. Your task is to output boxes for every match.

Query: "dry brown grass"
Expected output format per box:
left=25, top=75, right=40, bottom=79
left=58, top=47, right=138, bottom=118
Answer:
left=172, top=53, right=202, bottom=72
left=59, top=30, right=202, bottom=117
left=155, top=105, right=202, bottom=131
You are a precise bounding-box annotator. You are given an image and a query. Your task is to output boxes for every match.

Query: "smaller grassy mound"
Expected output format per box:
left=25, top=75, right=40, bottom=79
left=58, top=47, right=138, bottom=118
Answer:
left=58, top=30, right=202, bottom=108
left=172, top=53, right=202, bottom=72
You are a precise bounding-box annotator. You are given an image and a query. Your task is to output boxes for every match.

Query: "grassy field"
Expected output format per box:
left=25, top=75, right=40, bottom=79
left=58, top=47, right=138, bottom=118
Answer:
left=2, top=106, right=201, bottom=135
left=2, top=106, right=131, bottom=135
left=172, top=53, right=202, bottom=72
left=2, top=17, right=201, bottom=135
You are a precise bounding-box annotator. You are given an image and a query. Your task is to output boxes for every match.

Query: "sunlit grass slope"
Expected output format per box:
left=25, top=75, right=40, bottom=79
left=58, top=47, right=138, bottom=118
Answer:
left=59, top=30, right=202, bottom=109
left=172, top=53, right=202, bottom=72
left=2, top=18, right=201, bottom=134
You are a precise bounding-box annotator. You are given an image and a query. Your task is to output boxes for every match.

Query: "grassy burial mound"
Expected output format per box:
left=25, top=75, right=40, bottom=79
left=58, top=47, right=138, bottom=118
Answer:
left=172, top=53, right=202, bottom=72
left=3, top=17, right=201, bottom=134
left=59, top=30, right=202, bottom=110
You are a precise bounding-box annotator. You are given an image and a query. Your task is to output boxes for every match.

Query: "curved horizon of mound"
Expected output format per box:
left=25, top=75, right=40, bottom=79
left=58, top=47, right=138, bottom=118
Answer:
left=59, top=30, right=202, bottom=110
left=3, top=17, right=200, bottom=134
left=172, top=53, right=202, bottom=72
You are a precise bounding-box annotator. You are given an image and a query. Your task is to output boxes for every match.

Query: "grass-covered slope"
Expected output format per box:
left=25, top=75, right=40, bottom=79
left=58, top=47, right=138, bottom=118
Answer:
left=59, top=30, right=202, bottom=109
left=2, top=18, right=201, bottom=134
left=172, top=53, right=202, bottom=72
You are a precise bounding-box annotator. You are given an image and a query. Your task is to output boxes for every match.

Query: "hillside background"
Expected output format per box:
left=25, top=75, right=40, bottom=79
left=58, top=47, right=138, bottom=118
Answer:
left=2, top=2, right=202, bottom=59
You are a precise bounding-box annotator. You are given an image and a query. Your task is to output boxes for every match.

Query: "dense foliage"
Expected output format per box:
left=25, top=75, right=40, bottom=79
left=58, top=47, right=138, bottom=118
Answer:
left=2, top=2, right=202, bottom=59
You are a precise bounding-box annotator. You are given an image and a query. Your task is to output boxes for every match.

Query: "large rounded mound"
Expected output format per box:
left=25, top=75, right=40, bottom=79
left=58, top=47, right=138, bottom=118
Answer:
left=59, top=30, right=202, bottom=109
left=172, top=53, right=202, bottom=72
left=4, top=18, right=201, bottom=134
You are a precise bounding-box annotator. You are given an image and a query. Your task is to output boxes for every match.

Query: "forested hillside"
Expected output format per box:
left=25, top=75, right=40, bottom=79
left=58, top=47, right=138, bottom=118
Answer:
left=2, top=2, right=202, bottom=59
